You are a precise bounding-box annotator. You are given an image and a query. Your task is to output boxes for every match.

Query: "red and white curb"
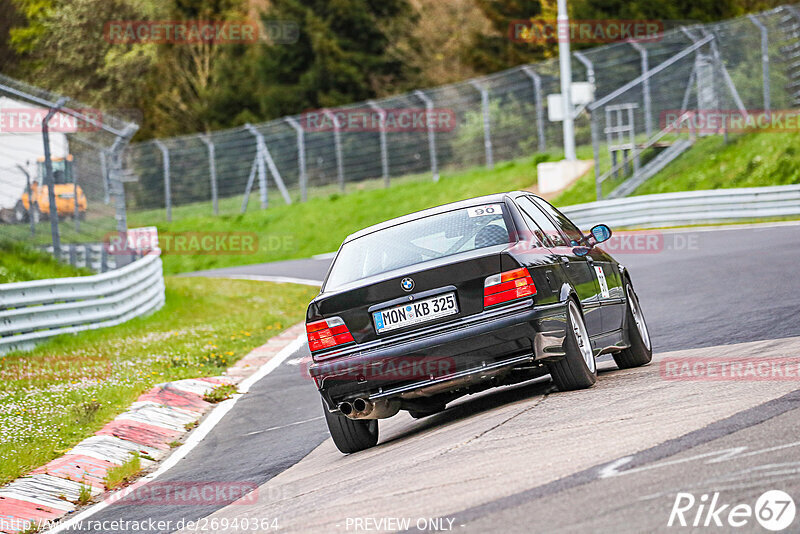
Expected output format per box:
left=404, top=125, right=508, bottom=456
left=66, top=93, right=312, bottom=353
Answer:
left=0, top=323, right=306, bottom=534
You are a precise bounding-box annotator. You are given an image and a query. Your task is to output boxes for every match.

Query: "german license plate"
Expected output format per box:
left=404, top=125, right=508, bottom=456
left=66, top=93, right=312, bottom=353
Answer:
left=373, top=293, right=458, bottom=334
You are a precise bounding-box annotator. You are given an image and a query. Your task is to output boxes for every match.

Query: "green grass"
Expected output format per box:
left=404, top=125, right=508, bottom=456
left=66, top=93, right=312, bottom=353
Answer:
left=552, top=132, right=800, bottom=205
left=202, top=383, right=238, bottom=403
left=126, top=153, right=563, bottom=275
left=78, top=482, right=92, bottom=504
left=0, top=277, right=318, bottom=485
left=127, top=131, right=799, bottom=274
left=0, top=240, right=91, bottom=283
left=104, top=452, right=141, bottom=490
left=6, top=132, right=796, bottom=276
left=633, top=132, right=800, bottom=195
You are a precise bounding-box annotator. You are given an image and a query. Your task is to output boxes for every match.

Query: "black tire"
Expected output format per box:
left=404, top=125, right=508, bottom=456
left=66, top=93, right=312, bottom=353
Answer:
left=613, top=282, right=653, bottom=369
left=322, top=400, right=379, bottom=453
left=547, top=300, right=597, bottom=391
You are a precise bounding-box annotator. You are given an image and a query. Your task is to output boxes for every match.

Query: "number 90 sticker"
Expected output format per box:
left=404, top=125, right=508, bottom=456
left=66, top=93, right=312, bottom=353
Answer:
left=467, top=204, right=503, bottom=218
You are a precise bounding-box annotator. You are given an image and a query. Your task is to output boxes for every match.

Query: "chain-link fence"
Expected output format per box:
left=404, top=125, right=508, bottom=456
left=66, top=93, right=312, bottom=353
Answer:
left=4, top=5, right=795, bottom=244
left=0, top=74, right=138, bottom=269
left=122, top=5, right=798, bottom=222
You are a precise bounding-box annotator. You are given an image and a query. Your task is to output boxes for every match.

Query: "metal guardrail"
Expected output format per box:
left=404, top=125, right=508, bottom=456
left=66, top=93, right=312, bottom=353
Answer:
left=41, top=243, right=120, bottom=273
left=0, top=252, right=165, bottom=354
left=561, top=184, right=800, bottom=229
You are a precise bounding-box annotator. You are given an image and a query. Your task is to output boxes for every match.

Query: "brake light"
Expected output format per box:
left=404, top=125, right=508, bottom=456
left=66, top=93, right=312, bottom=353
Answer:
left=306, top=316, right=354, bottom=352
left=484, top=267, right=536, bottom=307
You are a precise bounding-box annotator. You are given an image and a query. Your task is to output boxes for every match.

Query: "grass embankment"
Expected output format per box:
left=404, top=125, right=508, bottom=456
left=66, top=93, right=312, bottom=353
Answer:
left=0, top=240, right=91, bottom=283
left=138, top=132, right=799, bottom=274
left=0, top=277, right=318, bottom=485
left=129, top=152, right=565, bottom=275
left=5, top=132, right=796, bottom=275
left=553, top=132, right=800, bottom=205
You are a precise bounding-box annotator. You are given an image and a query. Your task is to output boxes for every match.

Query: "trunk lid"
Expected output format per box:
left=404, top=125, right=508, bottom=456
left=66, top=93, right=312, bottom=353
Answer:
left=309, top=244, right=509, bottom=345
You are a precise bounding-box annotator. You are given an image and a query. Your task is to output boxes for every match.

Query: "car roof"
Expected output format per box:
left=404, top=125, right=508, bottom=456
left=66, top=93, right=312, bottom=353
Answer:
left=342, top=191, right=525, bottom=243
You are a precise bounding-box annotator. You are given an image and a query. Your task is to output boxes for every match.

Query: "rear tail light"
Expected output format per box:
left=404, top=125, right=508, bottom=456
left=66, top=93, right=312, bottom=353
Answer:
left=306, top=316, right=354, bottom=353
left=484, top=267, right=536, bottom=307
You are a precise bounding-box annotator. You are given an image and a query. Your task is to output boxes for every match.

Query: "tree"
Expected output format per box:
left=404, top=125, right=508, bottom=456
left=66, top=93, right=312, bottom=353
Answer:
left=0, top=0, right=24, bottom=73
left=465, top=0, right=554, bottom=74
left=244, top=0, right=418, bottom=119
left=143, top=0, right=254, bottom=136
left=8, top=0, right=155, bottom=130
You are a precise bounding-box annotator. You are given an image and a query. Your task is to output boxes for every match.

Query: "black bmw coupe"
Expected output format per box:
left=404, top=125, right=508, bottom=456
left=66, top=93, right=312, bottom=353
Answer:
left=306, top=192, right=652, bottom=453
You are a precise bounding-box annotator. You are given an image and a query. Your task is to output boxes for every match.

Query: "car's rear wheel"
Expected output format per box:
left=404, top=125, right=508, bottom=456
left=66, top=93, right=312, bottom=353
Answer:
left=613, top=282, right=652, bottom=369
left=547, top=300, right=597, bottom=391
left=323, top=401, right=379, bottom=453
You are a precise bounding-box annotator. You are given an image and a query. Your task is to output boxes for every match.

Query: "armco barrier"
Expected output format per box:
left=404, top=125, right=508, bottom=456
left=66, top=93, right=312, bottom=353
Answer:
left=0, top=252, right=165, bottom=354
left=561, top=185, right=800, bottom=229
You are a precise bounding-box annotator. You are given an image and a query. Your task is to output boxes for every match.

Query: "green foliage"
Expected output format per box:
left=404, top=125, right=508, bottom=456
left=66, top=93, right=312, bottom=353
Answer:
left=0, top=276, right=317, bottom=484
left=246, top=0, right=418, bottom=118
left=0, top=240, right=91, bottom=283
left=203, top=383, right=237, bottom=403
left=77, top=482, right=92, bottom=505
left=4, top=0, right=787, bottom=139
left=9, top=0, right=156, bottom=122
left=0, top=0, right=24, bottom=71
left=568, top=0, right=784, bottom=24
left=553, top=132, right=800, bottom=206
left=466, top=0, right=551, bottom=73
left=104, top=452, right=140, bottom=489
left=634, top=132, right=800, bottom=195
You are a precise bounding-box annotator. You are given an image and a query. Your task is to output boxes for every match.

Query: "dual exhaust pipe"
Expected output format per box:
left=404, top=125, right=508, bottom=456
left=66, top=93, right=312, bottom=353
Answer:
left=338, top=397, right=400, bottom=420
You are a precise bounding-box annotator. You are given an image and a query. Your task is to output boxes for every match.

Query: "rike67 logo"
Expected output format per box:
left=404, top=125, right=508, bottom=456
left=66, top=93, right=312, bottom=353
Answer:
left=669, top=490, right=796, bottom=531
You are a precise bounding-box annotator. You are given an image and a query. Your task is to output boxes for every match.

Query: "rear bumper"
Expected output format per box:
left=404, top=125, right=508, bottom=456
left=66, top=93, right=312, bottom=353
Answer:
left=309, top=299, right=568, bottom=410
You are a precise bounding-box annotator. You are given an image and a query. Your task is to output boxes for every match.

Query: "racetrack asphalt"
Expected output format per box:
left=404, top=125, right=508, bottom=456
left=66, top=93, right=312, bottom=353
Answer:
left=75, top=223, right=800, bottom=533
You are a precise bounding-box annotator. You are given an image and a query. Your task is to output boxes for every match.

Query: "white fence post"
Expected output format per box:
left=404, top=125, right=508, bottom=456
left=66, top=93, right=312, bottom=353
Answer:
left=521, top=66, right=546, bottom=152
left=367, top=100, right=390, bottom=187
left=414, top=90, right=439, bottom=181
left=200, top=134, right=219, bottom=215
left=153, top=140, right=171, bottom=222
left=469, top=80, right=494, bottom=170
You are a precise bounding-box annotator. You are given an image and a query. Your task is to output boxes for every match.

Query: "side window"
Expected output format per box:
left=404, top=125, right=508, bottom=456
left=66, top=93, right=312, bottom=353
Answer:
left=515, top=197, right=567, bottom=247
left=529, top=196, right=584, bottom=245
left=515, top=205, right=548, bottom=246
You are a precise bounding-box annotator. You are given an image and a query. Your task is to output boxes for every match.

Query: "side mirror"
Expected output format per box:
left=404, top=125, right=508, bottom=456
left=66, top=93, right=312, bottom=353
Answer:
left=590, top=224, right=612, bottom=244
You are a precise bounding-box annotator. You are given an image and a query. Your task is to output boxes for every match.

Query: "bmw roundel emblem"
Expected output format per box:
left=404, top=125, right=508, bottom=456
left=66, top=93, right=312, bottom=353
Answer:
left=401, top=277, right=415, bottom=292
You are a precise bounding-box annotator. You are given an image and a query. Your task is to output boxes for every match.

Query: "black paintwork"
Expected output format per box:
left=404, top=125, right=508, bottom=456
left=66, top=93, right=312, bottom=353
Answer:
left=306, top=192, right=634, bottom=413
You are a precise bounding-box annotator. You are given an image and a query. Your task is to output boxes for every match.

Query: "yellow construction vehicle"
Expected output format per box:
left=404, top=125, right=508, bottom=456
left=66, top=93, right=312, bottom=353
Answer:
left=13, top=156, right=87, bottom=223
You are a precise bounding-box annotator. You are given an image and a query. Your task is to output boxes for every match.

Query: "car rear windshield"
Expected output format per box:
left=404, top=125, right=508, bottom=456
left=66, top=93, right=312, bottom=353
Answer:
left=325, top=204, right=512, bottom=290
